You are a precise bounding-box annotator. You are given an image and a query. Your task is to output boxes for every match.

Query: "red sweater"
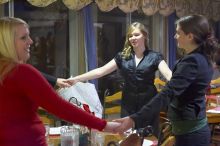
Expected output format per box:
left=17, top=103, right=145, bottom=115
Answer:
left=0, top=64, right=106, bottom=146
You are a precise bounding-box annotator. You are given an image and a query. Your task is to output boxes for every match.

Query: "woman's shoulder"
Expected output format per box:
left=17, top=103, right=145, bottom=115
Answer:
left=114, top=51, right=123, bottom=59
left=181, top=53, right=209, bottom=68
left=146, top=49, right=163, bottom=60
left=146, top=49, right=162, bottom=56
left=16, top=63, right=35, bottom=70
left=184, top=52, right=206, bottom=61
left=117, top=51, right=124, bottom=56
left=6, top=64, right=40, bottom=84
left=15, top=64, right=39, bottom=74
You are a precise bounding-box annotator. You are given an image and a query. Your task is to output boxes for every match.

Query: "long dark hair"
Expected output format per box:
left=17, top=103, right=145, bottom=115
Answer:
left=176, top=15, right=219, bottom=63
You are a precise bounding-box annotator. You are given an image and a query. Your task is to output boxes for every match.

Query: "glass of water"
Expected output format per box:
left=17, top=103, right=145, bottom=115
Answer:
left=60, top=126, right=79, bottom=146
left=91, top=130, right=104, bottom=146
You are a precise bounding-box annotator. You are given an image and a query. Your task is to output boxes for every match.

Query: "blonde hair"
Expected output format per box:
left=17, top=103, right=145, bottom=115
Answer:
left=0, top=17, right=28, bottom=82
left=121, top=22, right=149, bottom=59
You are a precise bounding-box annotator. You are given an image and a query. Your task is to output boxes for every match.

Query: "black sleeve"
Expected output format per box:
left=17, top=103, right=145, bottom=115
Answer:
left=130, top=93, right=165, bottom=128
left=41, top=72, right=57, bottom=87
left=154, top=52, right=164, bottom=67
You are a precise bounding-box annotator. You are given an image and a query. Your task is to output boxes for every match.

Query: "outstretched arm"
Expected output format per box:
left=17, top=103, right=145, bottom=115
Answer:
left=67, top=59, right=118, bottom=85
left=18, top=64, right=106, bottom=131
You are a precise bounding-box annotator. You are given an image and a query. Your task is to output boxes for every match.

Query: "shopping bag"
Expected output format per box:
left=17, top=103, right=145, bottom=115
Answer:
left=58, top=82, right=103, bottom=118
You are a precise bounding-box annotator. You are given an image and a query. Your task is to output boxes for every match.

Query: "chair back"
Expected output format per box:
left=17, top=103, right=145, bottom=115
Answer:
left=119, top=126, right=153, bottom=146
left=160, top=136, right=175, bottom=146
left=154, top=78, right=166, bottom=92
left=157, top=117, right=173, bottom=146
left=103, top=89, right=122, bottom=119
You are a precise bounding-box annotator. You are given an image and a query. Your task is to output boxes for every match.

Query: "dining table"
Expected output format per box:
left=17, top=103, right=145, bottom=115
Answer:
left=207, top=109, right=220, bottom=124
left=47, top=129, right=158, bottom=146
left=206, top=94, right=220, bottom=124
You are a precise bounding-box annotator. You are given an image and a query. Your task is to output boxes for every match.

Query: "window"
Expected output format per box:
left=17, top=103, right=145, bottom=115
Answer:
left=14, top=0, right=70, bottom=78
left=94, top=7, right=127, bottom=98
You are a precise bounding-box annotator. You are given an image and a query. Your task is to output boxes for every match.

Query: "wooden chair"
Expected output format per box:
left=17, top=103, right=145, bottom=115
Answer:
left=210, top=87, right=220, bottom=95
left=103, top=89, right=122, bottom=119
left=103, top=77, right=165, bottom=118
left=154, top=78, right=166, bottom=92
left=210, top=124, right=220, bottom=146
left=38, top=107, right=55, bottom=126
left=209, top=78, right=220, bottom=95
left=103, top=78, right=166, bottom=118
left=205, top=95, right=220, bottom=145
left=211, top=78, right=220, bottom=85
left=157, top=116, right=173, bottom=146
left=119, top=133, right=142, bottom=146
left=161, top=136, right=175, bottom=146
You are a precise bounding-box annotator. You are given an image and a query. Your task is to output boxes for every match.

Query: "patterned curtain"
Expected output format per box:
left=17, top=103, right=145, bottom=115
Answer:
left=95, top=0, right=117, bottom=12
left=141, top=0, right=159, bottom=16
left=27, top=0, right=57, bottom=7
left=63, top=0, right=92, bottom=10
left=1, top=0, right=220, bottom=21
left=77, top=10, right=87, bottom=75
left=0, top=0, right=9, bottom=4
left=118, top=0, right=140, bottom=13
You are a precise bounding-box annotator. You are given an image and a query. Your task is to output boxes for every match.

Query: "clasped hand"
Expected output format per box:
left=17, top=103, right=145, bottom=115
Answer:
left=103, top=117, right=135, bottom=135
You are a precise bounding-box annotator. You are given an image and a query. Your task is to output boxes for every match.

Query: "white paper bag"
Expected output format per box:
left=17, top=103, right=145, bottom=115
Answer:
left=58, top=82, right=103, bottom=118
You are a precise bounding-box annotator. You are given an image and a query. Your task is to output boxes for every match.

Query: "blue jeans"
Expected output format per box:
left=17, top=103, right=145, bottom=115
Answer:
left=175, top=124, right=210, bottom=146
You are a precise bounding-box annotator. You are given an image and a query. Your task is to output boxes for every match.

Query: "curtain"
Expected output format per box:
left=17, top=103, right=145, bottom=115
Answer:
left=1, top=0, right=220, bottom=21
left=83, top=5, right=98, bottom=87
left=215, top=21, right=220, bottom=41
left=168, top=12, right=176, bottom=69
left=95, top=0, right=117, bottom=12
left=0, top=0, right=9, bottom=4
left=63, top=0, right=92, bottom=10
left=27, top=0, right=56, bottom=7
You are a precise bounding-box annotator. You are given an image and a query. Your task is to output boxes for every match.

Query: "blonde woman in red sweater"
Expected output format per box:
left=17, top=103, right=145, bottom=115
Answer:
left=0, top=17, right=120, bottom=146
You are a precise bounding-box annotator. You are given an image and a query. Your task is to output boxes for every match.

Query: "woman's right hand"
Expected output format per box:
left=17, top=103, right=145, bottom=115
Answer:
left=103, top=121, right=121, bottom=133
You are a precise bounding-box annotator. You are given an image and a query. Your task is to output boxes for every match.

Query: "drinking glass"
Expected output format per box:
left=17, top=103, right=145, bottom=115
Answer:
left=60, top=126, right=79, bottom=146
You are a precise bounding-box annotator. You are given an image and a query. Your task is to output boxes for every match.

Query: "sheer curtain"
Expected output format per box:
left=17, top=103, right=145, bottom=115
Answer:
left=77, top=10, right=87, bottom=75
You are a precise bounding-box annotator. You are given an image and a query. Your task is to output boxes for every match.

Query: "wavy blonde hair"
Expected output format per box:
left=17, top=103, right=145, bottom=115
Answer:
left=0, top=17, right=28, bottom=82
left=121, top=22, right=149, bottom=59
